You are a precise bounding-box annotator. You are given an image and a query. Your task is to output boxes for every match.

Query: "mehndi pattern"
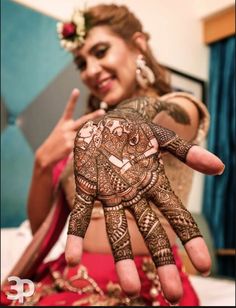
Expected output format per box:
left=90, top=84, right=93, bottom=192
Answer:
left=68, top=96, right=202, bottom=267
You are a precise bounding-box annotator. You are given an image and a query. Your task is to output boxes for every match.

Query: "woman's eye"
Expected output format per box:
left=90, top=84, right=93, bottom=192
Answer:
left=95, top=46, right=108, bottom=59
left=76, top=60, right=86, bottom=71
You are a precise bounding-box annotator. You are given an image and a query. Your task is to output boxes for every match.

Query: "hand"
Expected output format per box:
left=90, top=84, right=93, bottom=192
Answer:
left=65, top=97, right=224, bottom=304
left=36, top=89, right=105, bottom=168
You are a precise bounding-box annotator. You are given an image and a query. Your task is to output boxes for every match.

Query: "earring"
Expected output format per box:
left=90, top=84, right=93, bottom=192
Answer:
left=100, top=101, right=108, bottom=110
left=136, top=55, right=155, bottom=89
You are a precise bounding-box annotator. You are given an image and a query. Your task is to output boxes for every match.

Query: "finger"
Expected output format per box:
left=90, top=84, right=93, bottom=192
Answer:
left=65, top=234, right=83, bottom=266
left=104, top=206, right=133, bottom=261
left=147, top=169, right=211, bottom=275
left=66, top=190, right=94, bottom=266
left=130, top=199, right=175, bottom=267
left=73, top=109, right=106, bottom=130
left=129, top=199, right=182, bottom=304
left=103, top=206, right=138, bottom=295
left=184, top=237, right=211, bottom=276
left=62, top=88, right=80, bottom=120
left=157, top=265, right=183, bottom=304
left=150, top=123, right=225, bottom=175
left=186, top=145, right=225, bottom=175
left=116, top=259, right=141, bottom=296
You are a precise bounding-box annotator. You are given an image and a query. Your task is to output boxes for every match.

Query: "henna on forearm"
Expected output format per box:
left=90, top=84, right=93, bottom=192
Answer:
left=153, top=99, right=191, bottom=124
left=117, top=96, right=191, bottom=124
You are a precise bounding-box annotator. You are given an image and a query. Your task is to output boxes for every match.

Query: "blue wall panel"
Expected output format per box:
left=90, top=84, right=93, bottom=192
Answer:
left=1, top=126, right=34, bottom=227
left=1, top=0, right=72, bottom=115
left=1, top=0, right=73, bottom=227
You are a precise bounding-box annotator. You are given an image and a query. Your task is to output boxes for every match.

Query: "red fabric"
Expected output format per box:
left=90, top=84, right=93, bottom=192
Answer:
left=1, top=247, right=199, bottom=306
left=52, top=157, right=69, bottom=187
left=28, top=246, right=199, bottom=306
left=1, top=159, right=199, bottom=306
left=26, top=158, right=71, bottom=279
left=0, top=291, right=11, bottom=306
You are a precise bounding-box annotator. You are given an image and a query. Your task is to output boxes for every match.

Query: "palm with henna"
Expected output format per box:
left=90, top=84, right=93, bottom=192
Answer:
left=65, top=96, right=224, bottom=304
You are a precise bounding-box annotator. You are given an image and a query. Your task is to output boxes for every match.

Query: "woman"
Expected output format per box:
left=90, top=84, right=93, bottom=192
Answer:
left=1, top=4, right=224, bottom=306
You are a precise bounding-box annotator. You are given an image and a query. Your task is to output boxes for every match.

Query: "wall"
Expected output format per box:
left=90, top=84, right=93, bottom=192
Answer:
left=13, top=0, right=210, bottom=80
left=192, top=0, right=235, bottom=19
left=12, top=0, right=235, bottom=80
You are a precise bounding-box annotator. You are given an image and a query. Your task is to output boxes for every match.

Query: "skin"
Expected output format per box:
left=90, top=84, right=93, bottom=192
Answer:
left=27, top=89, right=105, bottom=233
left=28, top=25, right=225, bottom=304
left=73, top=26, right=140, bottom=105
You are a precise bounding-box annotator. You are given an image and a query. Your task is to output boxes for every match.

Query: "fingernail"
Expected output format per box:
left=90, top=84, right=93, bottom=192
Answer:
left=201, top=270, right=211, bottom=277
left=218, top=165, right=225, bottom=175
left=73, top=88, right=79, bottom=94
left=166, top=299, right=180, bottom=306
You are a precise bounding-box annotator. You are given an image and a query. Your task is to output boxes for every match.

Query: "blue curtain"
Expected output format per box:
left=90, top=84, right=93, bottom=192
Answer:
left=203, top=36, right=235, bottom=278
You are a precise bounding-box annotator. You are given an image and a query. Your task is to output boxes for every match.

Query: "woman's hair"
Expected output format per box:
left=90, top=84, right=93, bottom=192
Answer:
left=84, top=4, right=172, bottom=111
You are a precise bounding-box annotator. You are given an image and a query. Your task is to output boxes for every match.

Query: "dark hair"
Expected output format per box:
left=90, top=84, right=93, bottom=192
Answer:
left=84, top=4, right=171, bottom=111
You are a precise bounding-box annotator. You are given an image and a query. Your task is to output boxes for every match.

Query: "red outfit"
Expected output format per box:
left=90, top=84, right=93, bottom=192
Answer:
left=1, top=247, right=199, bottom=306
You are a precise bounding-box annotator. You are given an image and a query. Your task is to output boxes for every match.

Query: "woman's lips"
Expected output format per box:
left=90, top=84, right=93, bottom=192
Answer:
left=96, top=77, right=114, bottom=94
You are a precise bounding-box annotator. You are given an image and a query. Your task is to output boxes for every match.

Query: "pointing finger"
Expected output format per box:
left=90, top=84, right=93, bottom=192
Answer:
left=62, top=89, right=80, bottom=120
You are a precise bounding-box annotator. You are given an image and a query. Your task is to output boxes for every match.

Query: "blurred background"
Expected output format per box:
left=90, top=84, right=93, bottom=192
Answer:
left=1, top=0, right=235, bottom=293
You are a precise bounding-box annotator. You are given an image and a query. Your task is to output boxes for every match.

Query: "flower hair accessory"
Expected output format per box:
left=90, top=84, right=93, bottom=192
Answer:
left=57, top=9, right=89, bottom=52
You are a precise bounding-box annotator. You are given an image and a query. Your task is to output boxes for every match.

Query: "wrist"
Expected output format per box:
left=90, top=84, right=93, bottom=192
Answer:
left=35, top=148, right=55, bottom=172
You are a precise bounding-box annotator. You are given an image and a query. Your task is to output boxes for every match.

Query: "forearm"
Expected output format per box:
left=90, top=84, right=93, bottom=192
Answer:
left=27, top=150, right=55, bottom=234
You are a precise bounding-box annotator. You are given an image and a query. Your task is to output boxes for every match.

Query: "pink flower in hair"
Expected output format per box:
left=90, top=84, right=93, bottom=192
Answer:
left=62, top=23, right=76, bottom=38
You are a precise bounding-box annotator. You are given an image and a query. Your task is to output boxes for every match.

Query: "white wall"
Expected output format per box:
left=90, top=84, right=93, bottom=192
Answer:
left=192, top=0, right=235, bottom=19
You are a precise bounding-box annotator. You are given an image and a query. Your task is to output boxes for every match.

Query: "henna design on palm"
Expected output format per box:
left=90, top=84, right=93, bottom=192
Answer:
left=68, top=96, right=204, bottom=268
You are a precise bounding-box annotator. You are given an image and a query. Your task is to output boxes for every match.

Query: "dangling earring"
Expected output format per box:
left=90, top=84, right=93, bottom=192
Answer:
left=136, top=55, right=155, bottom=89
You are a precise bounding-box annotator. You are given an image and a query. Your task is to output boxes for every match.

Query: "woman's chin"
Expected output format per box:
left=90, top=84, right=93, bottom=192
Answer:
left=103, top=94, right=130, bottom=107
left=97, top=88, right=128, bottom=106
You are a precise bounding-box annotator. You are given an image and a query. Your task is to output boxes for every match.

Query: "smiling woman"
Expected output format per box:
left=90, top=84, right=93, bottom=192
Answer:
left=73, top=26, right=140, bottom=106
left=1, top=3, right=225, bottom=307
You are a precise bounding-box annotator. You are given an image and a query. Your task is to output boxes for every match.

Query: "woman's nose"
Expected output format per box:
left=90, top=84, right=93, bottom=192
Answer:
left=84, top=59, right=102, bottom=80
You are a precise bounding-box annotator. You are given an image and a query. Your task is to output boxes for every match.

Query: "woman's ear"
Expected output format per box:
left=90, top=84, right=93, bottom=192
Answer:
left=132, top=32, right=148, bottom=53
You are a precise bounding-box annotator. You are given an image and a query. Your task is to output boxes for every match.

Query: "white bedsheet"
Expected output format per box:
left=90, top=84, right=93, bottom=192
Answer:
left=1, top=221, right=235, bottom=306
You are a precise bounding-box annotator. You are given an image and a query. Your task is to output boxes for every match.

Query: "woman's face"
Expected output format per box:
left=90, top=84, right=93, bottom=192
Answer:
left=74, top=26, right=139, bottom=106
